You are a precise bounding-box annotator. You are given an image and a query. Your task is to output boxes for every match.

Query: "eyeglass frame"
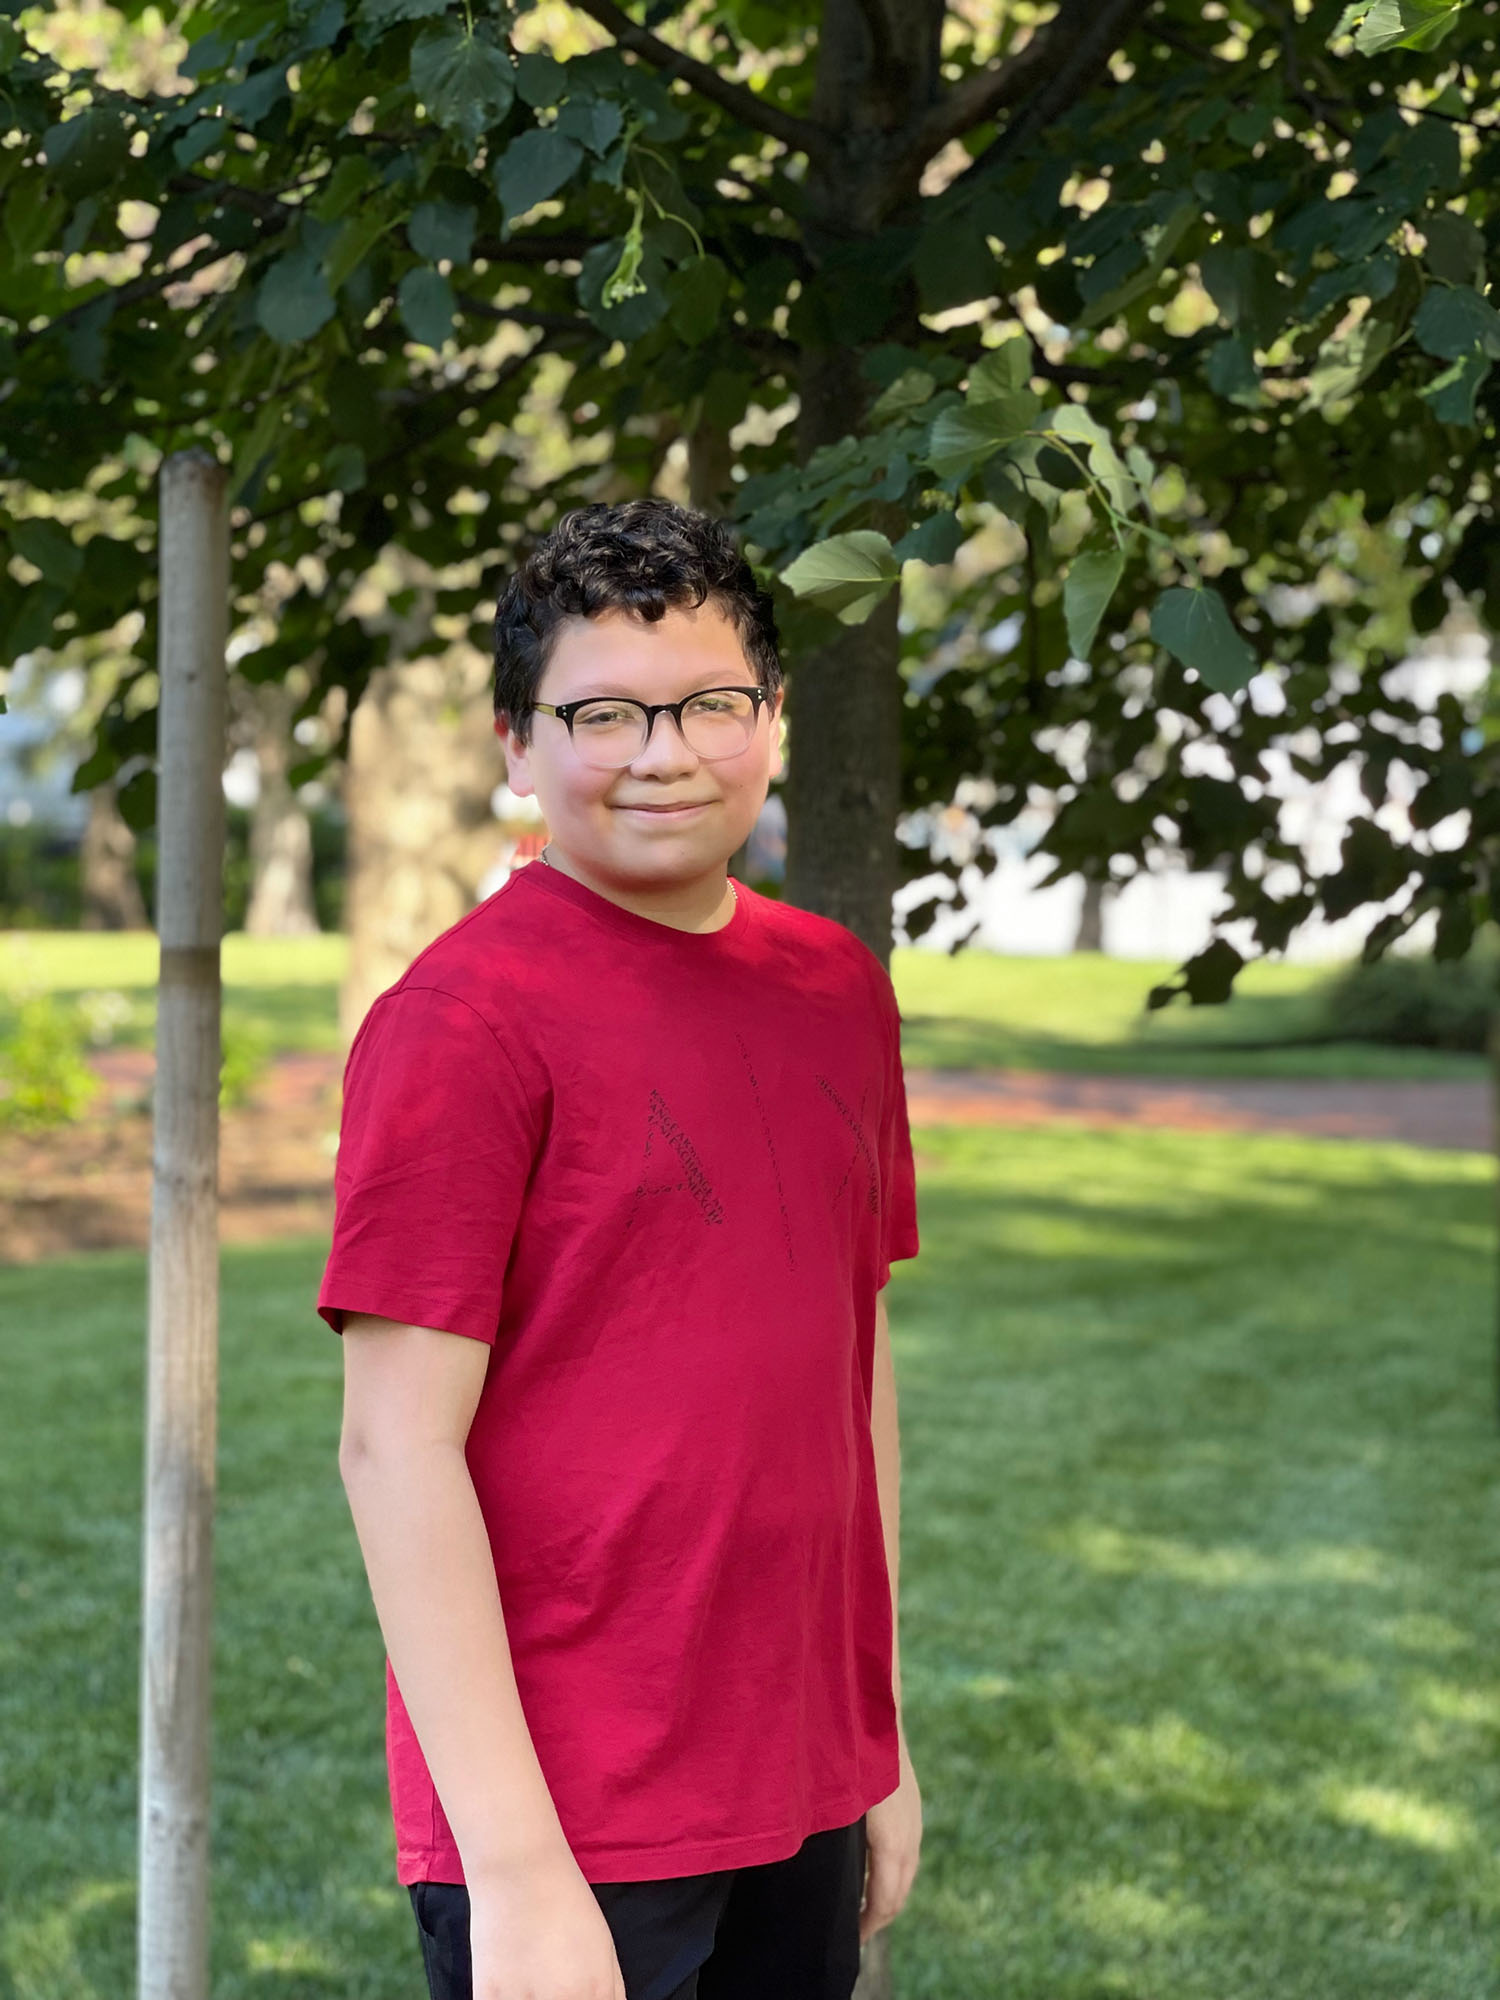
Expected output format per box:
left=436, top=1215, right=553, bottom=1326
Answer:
left=531, top=684, right=775, bottom=762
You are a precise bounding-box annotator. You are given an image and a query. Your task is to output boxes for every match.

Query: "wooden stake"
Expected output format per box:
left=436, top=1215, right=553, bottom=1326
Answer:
left=139, top=449, right=228, bottom=2000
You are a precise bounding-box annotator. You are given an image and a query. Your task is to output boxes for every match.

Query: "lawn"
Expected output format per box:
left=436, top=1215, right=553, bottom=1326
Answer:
left=1, top=1124, right=1496, bottom=1998
left=0, top=929, right=1483, bottom=1081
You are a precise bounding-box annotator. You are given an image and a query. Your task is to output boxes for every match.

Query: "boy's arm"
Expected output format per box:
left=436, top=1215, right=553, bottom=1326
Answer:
left=871, top=1286, right=904, bottom=1731
left=337, top=1312, right=575, bottom=1878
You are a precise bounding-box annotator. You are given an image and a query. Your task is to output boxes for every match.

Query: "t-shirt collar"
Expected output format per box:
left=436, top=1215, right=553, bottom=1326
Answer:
left=513, top=855, right=753, bottom=947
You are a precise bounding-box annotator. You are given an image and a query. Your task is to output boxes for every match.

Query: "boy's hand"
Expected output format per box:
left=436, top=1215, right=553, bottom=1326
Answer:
left=468, top=1850, right=627, bottom=2000
left=859, top=1732, right=922, bottom=1945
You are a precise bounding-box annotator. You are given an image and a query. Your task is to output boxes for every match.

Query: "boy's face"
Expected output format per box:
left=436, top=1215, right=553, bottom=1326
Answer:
left=496, top=600, right=785, bottom=889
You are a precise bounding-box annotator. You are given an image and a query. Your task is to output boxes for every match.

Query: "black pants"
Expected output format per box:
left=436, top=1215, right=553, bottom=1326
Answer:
left=409, top=1815, right=868, bottom=2000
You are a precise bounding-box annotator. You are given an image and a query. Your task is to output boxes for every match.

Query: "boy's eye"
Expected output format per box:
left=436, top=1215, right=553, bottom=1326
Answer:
left=576, top=704, right=636, bottom=728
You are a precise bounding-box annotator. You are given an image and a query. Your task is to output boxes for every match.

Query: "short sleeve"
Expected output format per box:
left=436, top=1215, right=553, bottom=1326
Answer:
left=316, top=985, right=544, bottom=1343
left=873, top=967, right=920, bottom=1289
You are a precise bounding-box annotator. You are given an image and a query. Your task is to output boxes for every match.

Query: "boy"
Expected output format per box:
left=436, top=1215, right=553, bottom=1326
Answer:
left=317, top=498, right=922, bottom=2000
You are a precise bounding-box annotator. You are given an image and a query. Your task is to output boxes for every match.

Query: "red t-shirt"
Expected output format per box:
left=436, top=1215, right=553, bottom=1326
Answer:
left=317, top=858, right=921, bottom=1884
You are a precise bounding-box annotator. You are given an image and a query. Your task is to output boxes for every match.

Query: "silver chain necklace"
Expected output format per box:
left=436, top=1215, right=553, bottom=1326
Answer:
left=539, top=844, right=737, bottom=912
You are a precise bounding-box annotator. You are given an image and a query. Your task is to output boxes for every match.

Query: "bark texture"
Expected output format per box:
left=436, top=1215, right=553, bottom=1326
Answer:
left=340, top=647, right=506, bottom=1043
left=1074, top=877, right=1107, bottom=953
left=80, top=781, right=149, bottom=929
left=785, top=0, right=945, bottom=969
left=244, top=681, right=319, bottom=936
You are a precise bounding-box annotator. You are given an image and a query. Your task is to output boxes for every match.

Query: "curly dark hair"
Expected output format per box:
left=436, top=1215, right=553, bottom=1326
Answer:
left=493, top=498, right=782, bottom=746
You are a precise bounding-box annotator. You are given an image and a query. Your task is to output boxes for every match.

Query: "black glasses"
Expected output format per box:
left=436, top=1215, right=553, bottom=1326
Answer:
left=532, top=685, right=772, bottom=770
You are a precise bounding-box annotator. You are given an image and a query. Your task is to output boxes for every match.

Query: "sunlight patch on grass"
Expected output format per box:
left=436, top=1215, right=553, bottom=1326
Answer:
left=244, top=1933, right=337, bottom=1974
left=1061, top=1712, right=1252, bottom=1810
left=1410, top=1678, right=1500, bottom=1728
left=1379, top=1612, right=1475, bottom=1655
left=0, top=1879, right=132, bottom=2000
left=1319, top=1782, right=1478, bottom=1853
left=1071, top=1877, right=1204, bottom=1945
left=1052, top=1523, right=1398, bottom=1593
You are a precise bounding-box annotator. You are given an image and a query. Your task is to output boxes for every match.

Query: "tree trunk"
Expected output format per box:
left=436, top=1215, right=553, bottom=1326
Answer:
left=1074, top=877, right=1106, bottom=952
left=244, top=682, right=319, bottom=937
left=80, top=780, right=149, bottom=929
left=340, top=646, right=506, bottom=1044
left=783, top=0, right=944, bottom=971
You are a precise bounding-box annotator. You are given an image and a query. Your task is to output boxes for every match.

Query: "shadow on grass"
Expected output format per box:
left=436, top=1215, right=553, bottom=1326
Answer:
left=2, top=1129, right=1497, bottom=2000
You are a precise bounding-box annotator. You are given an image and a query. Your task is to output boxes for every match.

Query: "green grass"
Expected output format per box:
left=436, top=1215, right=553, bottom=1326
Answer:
left=0, top=930, right=1484, bottom=1079
left=892, top=949, right=1484, bottom=1080
left=1, top=1126, right=1496, bottom=1998
left=0, top=932, right=346, bottom=1056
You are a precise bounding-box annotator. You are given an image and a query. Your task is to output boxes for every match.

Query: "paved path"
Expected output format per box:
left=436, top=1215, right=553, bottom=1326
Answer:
left=93, top=1049, right=1490, bottom=1153
left=902, top=1069, right=1489, bottom=1153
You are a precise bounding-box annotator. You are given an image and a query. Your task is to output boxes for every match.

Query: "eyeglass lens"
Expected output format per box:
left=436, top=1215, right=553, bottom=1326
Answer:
left=569, top=690, right=759, bottom=769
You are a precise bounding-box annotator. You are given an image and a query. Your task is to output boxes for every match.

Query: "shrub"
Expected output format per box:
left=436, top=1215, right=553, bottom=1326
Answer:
left=0, top=994, right=100, bottom=1127
left=219, top=1017, right=274, bottom=1111
left=1319, top=948, right=1498, bottom=1053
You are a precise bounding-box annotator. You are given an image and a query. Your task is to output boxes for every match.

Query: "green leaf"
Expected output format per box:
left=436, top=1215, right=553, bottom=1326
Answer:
left=327, top=206, right=390, bottom=292
left=222, top=64, right=290, bottom=128
left=1199, top=245, right=1284, bottom=346
left=1306, top=315, right=1394, bottom=409
left=11, top=521, right=84, bottom=589
left=359, top=0, right=447, bottom=29
left=494, top=128, right=583, bottom=221
left=1087, top=439, right=1135, bottom=515
left=408, top=200, right=475, bottom=265
left=893, top=513, right=964, bottom=566
left=1064, top=548, right=1125, bottom=661
left=1047, top=404, right=1111, bottom=451
left=1150, top=586, right=1257, bottom=692
left=926, top=392, right=1039, bottom=479
left=1422, top=212, right=1485, bottom=288
left=172, top=117, right=227, bottom=169
left=410, top=24, right=514, bottom=150
left=42, top=109, right=131, bottom=196
left=117, top=768, right=157, bottom=837
left=324, top=444, right=367, bottom=492
left=397, top=267, right=456, bottom=349
left=1205, top=334, right=1261, bottom=405
left=913, top=217, right=995, bottom=313
left=256, top=247, right=336, bottom=345
left=514, top=52, right=567, bottom=107
left=554, top=97, right=624, bottom=156
left=1337, top=0, right=1464, bottom=53
left=1078, top=201, right=1195, bottom=327
left=869, top=369, right=936, bottom=424
left=314, top=156, right=378, bottom=223
left=1413, top=283, right=1500, bottom=360
left=969, top=337, right=1033, bottom=402
left=665, top=255, right=728, bottom=345
left=231, top=399, right=286, bottom=505
left=779, top=531, right=901, bottom=625
left=1419, top=350, right=1490, bottom=426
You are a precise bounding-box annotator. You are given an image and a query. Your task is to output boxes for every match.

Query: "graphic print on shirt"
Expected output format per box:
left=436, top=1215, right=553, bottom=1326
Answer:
left=734, top=1032, right=797, bottom=1272
left=816, top=1073, right=881, bottom=1217
left=626, top=1087, right=726, bottom=1230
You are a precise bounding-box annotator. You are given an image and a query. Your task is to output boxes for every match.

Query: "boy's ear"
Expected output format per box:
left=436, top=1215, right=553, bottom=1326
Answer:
left=495, top=712, right=535, bottom=797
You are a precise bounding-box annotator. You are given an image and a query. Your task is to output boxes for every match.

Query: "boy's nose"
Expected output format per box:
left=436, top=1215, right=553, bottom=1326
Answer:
left=627, top=708, right=700, bottom=775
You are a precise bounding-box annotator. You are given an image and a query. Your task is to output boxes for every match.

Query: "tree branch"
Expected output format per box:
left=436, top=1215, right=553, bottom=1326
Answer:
left=849, top=0, right=897, bottom=82
left=910, top=0, right=1155, bottom=183
left=569, top=0, right=839, bottom=164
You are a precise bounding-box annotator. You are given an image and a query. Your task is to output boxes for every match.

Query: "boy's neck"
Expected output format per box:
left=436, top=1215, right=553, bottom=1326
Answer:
left=539, top=845, right=737, bottom=934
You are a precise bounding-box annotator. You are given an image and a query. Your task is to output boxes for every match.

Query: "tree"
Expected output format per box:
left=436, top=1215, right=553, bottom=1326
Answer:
left=0, top=0, right=1495, bottom=998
